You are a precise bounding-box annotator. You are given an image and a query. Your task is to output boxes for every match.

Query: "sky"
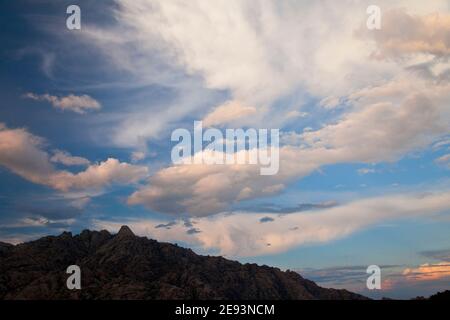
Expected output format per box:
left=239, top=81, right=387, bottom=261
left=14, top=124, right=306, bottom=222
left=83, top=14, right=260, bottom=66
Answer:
left=0, top=0, right=449, bottom=299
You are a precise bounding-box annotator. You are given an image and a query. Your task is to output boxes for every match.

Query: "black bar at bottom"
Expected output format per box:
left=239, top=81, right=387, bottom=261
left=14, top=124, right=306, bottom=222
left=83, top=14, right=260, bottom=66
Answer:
left=0, top=300, right=446, bottom=319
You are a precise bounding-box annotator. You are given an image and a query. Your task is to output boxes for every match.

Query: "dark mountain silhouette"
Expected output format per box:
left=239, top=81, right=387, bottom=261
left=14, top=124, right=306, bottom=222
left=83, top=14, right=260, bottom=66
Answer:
left=0, top=226, right=368, bottom=300
left=428, top=290, right=450, bottom=300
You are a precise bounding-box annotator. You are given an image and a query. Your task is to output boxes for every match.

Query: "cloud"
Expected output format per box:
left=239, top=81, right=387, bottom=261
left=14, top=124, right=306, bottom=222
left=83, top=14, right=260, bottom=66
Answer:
left=187, top=228, right=201, bottom=235
left=15, top=216, right=76, bottom=229
left=115, top=3, right=450, bottom=216
left=0, top=123, right=56, bottom=185
left=420, top=249, right=450, bottom=261
left=26, top=1, right=450, bottom=217
left=362, top=9, right=450, bottom=59
left=15, top=47, right=56, bottom=78
left=130, top=151, right=146, bottom=163
left=127, top=150, right=290, bottom=216
left=0, top=232, right=48, bottom=245
left=302, top=80, right=449, bottom=163
left=244, top=202, right=338, bottom=214
left=259, top=216, right=274, bottom=223
left=202, top=100, right=257, bottom=127
left=76, top=0, right=450, bottom=150
left=433, top=138, right=450, bottom=150
left=155, top=221, right=177, bottom=229
left=299, top=262, right=450, bottom=298
left=0, top=193, right=89, bottom=243
left=106, top=84, right=217, bottom=148
left=357, top=168, right=376, bottom=175
left=298, top=265, right=399, bottom=287
left=435, top=154, right=450, bottom=168
left=107, top=0, right=416, bottom=107
left=99, top=190, right=450, bottom=257
left=375, top=258, right=450, bottom=297
left=48, top=158, right=149, bottom=192
left=50, top=150, right=90, bottom=166
left=79, top=0, right=406, bottom=143
left=403, top=262, right=450, bottom=281
left=25, top=93, right=101, bottom=114
left=0, top=124, right=148, bottom=192
left=128, top=72, right=450, bottom=216
left=280, top=131, right=305, bottom=146
left=16, top=201, right=84, bottom=221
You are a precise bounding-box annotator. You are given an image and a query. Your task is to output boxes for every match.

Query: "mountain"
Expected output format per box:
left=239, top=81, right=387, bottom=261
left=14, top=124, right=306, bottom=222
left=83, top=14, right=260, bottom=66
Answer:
left=428, top=290, right=450, bottom=300
left=0, top=226, right=368, bottom=300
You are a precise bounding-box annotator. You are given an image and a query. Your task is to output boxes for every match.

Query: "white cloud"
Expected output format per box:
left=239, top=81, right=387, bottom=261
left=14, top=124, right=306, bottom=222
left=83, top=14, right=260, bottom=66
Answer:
left=25, top=93, right=101, bottom=114
left=77, top=0, right=450, bottom=148
left=107, top=84, right=217, bottom=148
left=98, top=190, right=450, bottom=257
left=45, top=1, right=448, bottom=215
left=433, top=138, right=450, bottom=150
left=108, top=0, right=397, bottom=106
left=79, top=0, right=399, bottom=144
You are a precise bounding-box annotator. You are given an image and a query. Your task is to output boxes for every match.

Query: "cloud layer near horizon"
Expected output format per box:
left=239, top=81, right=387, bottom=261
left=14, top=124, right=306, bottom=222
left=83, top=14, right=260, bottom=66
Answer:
left=97, top=190, right=450, bottom=257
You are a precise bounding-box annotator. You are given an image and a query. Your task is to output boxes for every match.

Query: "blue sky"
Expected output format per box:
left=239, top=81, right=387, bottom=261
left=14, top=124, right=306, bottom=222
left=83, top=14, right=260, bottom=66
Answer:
left=0, top=0, right=449, bottom=299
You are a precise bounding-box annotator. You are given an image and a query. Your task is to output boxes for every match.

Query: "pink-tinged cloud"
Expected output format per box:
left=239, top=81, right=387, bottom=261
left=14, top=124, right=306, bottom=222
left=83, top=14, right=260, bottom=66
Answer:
left=0, top=124, right=148, bottom=192
left=129, top=73, right=450, bottom=216
left=403, top=262, right=450, bottom=281
left=50, top=150, right=91, bottom=166
left=202, top=100, right=257, bottom=127
left=25, top=93, right=101, bottom=114
left=377, top=261, right=450, bottom=297
left=361, top=10, right=450, bottom=59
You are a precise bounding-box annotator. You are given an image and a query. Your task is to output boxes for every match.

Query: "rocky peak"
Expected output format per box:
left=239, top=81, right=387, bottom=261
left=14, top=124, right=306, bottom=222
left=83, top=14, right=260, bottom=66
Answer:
left=116, top=225, right=135, bottom=239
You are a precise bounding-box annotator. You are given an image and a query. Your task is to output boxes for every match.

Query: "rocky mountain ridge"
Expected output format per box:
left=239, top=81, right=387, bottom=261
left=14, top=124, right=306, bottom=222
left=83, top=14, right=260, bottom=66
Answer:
left=0, top=226, right=367, bottom=300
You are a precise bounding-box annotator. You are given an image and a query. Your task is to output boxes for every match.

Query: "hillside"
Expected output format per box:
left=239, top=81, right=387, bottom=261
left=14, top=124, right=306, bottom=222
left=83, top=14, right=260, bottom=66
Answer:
left=0, top=226, right=367, bottom=300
